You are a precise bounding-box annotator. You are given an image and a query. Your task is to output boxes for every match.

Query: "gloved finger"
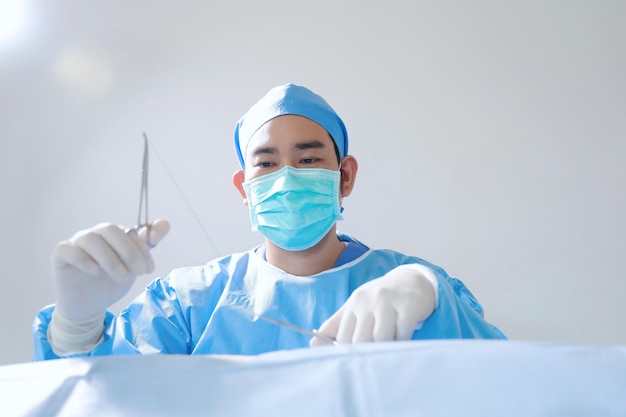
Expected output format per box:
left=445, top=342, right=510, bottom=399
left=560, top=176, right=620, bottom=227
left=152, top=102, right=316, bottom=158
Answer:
left=336, top=310, right=357, bottom=344
left=351, top=311, right=374, bottom=343
left=309, top=330, right=337, bottom=347
left=51, top=241, right=100, bottom=274
left=372, top=306, right=397, bottom=342
left=395, top=316, right=418, bottom=340
left=310, top=307, right=344, bottom=347
left=395, top=298, right=429, bottom=340
left=124, top=229, right=154, bottom=273
left=98, top=224, right=150, bottom=276
left=137, top=218, right=170, bottom=249
left=73, top=231, right=131, bottom=282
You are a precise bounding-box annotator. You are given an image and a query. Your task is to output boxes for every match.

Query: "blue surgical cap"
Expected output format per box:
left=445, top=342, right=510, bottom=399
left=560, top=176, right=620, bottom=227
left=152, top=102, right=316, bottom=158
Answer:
left=234, top=83, right=348, bottom=168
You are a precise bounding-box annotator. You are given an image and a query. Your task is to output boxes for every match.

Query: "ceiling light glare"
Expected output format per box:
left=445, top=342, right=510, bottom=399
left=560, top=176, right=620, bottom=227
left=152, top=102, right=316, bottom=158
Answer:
left=0, top=0, right=27, bottom=44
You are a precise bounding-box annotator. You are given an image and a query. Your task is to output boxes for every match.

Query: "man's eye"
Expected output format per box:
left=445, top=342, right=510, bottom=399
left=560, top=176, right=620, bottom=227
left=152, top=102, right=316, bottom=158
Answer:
left=258, top=161, right=274, bottom=168
left=301, top=158, right=316, bottom=164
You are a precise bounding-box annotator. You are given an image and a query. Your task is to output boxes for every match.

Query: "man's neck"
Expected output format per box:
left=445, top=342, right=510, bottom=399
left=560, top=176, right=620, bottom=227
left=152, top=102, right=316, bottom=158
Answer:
left=265, top=229, right=346, bottom=276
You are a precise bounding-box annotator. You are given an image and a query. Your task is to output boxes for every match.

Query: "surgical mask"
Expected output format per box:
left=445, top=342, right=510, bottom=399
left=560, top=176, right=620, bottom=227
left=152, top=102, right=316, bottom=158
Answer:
left=243, top=166, right=343, bottom=251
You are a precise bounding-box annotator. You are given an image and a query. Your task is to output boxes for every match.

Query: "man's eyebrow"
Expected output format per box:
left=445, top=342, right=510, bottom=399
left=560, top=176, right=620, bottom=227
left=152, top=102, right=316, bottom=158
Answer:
left=250, top=140, right=326, bottom=157
left=293, top=140, right=326, bottom=151
left=251, top=146, right=277, bottom=157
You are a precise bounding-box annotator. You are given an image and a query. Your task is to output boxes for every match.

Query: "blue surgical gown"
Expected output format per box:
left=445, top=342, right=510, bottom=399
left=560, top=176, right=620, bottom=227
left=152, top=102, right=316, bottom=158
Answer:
left=32, top=234, right=505, bottom=360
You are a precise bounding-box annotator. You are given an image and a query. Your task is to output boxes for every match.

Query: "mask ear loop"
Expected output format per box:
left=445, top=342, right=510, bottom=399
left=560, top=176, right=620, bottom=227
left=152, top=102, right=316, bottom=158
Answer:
left=338, top=162, right=345, bottom=214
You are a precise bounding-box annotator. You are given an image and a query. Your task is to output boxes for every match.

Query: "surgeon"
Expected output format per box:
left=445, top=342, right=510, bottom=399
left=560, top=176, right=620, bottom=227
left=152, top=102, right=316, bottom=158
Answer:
left=33, top=83, right=505, bottom=360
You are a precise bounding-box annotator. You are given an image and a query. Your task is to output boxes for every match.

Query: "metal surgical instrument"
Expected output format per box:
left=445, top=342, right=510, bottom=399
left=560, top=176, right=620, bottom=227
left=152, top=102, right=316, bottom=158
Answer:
left=131, top=132, right=153, bottom=247
left=256, top=314, right=339, bottom=346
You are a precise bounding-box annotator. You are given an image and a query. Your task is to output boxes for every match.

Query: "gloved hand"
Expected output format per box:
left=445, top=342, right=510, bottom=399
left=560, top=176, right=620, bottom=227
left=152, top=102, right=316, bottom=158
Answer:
left=49, top=219, right=170, bottom=354
left=310, top=264, right=438, bottom=346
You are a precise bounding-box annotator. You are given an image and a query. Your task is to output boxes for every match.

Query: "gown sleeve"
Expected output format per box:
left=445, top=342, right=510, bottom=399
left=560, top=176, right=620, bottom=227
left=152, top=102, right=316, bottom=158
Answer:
left=32, top=277, right=192, bottom=361
left=32, top=307, right=118, bottom=360
left=412, top=265, right=506, bottom=339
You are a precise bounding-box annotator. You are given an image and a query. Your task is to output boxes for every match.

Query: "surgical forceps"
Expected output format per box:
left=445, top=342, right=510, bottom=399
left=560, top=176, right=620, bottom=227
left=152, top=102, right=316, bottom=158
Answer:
left=256, top=314, right=339, bottom=346
left=131, top=132, right=153, bottom=247
left=227, top=302, right=338, bottom=345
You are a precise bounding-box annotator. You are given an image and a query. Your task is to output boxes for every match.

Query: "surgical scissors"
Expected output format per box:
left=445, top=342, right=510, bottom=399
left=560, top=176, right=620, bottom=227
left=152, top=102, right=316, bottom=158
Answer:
left=131, top=132, right=153, bottom=247
left=256, top=314, right=339, bottom=346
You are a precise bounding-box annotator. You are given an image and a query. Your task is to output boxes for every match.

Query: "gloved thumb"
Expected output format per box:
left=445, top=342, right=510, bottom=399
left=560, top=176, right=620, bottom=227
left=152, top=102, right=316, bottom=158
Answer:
left=139, top=218, right=171, bottom=248
left=310, top=307, right=343, bottom=347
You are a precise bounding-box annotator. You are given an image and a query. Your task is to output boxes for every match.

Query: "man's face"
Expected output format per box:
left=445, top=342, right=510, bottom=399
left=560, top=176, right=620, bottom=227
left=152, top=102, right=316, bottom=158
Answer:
left=243, top=114, right=340, bottom=181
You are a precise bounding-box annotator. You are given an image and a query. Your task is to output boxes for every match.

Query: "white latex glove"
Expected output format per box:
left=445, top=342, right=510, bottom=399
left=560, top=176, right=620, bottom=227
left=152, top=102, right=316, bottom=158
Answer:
left=49, top=219, right=170, bottom=354
left=311, top=264, right=438, bottom=346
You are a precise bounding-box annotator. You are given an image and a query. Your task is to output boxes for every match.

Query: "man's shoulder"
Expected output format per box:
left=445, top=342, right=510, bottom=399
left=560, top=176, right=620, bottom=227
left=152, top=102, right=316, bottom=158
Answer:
left=338, top=233, right=410, bottom=260
left=162, top=248, right=257, bottom=287
left=341, top=235, right=449, bottom=276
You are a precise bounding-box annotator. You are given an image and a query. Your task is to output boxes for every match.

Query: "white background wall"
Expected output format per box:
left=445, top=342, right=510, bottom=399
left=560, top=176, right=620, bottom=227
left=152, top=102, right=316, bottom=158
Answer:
left=0, top=0, right=624, bottom=365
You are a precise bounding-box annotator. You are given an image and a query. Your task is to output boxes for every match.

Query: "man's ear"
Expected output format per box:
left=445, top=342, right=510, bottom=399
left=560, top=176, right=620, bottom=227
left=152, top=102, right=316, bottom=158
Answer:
left=232, top=169, right=248, bottom=206
left=339, top=155, right=358, bottom=198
